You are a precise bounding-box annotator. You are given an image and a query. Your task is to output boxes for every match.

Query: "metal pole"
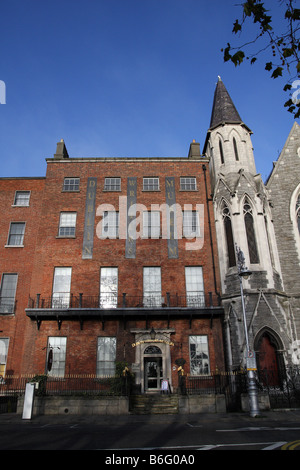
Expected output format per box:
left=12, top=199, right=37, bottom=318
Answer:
left=236, top=246, right=260, bottom=417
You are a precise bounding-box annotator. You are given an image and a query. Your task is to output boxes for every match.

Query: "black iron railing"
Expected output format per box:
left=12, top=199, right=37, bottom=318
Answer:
left=27, top=291, right=215, bottom=309
left=0, top=374, right=131, bottom=398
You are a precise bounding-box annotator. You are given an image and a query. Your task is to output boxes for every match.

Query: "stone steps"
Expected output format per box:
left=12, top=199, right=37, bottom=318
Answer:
left=129, top=394, right=179, bottom=414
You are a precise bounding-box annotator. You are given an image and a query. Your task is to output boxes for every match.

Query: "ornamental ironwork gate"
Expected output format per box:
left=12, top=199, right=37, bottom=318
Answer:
left=258, top=366, right=300, bottom=409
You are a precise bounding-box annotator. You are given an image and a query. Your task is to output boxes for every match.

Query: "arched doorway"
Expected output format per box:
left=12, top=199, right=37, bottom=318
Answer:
left=255, top=329, right=284, bottom=386
left=144, top=346, right=163, bottom=391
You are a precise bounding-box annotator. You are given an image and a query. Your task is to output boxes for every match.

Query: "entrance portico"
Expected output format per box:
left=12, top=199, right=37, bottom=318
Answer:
left=131, top=328, right=174, bottom=393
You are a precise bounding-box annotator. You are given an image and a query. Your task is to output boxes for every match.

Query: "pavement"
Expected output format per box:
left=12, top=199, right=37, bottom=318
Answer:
left=1, top=408, right=300, bottom=426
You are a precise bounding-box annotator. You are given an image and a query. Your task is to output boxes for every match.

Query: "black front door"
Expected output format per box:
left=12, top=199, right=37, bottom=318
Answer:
left=144, top=357, right=162, bottom=391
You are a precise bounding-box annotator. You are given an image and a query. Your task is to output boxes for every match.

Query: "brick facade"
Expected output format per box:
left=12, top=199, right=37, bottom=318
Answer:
left=0, top=144, right=225, bottom=392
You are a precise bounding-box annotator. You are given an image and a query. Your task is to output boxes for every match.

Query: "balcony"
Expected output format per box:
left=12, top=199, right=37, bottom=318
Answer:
left=26, top=292, right=223, bottom=330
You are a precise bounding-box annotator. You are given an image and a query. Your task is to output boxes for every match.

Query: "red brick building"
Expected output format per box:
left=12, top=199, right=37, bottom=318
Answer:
left=0, top=139, right=225, bottom=393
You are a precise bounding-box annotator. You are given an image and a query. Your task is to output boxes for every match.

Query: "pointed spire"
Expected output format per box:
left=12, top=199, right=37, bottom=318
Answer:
left=210, top=77, right=243, bottom=129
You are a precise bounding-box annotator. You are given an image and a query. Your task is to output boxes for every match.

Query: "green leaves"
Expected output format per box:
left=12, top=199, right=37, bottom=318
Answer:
left=222, top=44, right=245, bottom=66
left=232, top=50, right=245, bottom=66
left=232, top=19, right=242, bottom=34
left=271, top=67, right=283, bottom=79
left=222, top=0, right=300, bottom=118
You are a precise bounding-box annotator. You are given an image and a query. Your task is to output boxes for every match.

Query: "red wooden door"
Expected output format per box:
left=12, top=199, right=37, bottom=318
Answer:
left=258, top=334, right=280, bottom=386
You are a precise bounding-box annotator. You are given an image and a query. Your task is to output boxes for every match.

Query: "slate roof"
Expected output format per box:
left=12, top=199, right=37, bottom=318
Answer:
left=210, top=77, right=243, bottom=129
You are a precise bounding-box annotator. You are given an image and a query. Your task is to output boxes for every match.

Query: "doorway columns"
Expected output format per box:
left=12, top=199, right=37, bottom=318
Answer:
left=130, top=328, right=175, bottom=393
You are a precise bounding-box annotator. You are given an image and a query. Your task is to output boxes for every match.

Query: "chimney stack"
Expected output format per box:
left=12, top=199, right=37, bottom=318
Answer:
left=188, top=140, right=201, bottom=159
left=54, top=139, right=69, bottom=159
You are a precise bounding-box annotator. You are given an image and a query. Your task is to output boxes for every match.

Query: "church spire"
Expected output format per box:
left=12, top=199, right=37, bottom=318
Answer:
left=210, top=77, right=243, bottom=129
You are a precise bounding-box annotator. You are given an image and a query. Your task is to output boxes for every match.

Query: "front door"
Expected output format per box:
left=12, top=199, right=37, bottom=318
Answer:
left=144, top=357, right=162, bottom=391
left=257, top=333, right=280, bottom=386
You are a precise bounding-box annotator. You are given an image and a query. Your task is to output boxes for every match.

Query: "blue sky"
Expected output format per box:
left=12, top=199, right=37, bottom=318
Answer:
left=0, top=0, right=298, bottom=182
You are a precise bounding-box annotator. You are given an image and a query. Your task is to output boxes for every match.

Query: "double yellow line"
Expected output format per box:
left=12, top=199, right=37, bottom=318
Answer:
left=282, top=440, right=300, bottom=450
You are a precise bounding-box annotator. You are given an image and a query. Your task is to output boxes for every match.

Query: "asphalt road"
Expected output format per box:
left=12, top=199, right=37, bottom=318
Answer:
left=1, top=410, right=300, bottom=456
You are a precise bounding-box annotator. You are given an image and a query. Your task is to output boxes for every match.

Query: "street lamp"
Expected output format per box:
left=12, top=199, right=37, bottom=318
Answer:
left=236, top=246, right=260, bottom=417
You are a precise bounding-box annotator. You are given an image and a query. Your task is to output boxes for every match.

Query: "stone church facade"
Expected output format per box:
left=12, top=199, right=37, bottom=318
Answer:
left=203, top=78, right=300, bottom=379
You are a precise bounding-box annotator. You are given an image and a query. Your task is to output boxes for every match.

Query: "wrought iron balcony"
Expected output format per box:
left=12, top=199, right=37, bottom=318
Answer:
left=26, top=291, right=223, bottom=330
left=27, top=291, right=216, bottom=309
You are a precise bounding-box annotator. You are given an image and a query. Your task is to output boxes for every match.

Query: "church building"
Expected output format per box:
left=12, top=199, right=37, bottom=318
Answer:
left=203, top=77, right=300, bottom=382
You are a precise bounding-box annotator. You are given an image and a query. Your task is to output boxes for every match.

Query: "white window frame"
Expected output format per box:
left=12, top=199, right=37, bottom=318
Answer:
left=104, top=177, right=121, bottom=191
left=58, top=212, right=77, bottom=237
left=102, top=211, right=119, bottom=238
left=0, top=338, right=9, bottom=379
left=180, top=177, right=197, bottom=191
left=52, top=267, right=72, bottom=309
left=47, top=337, right=67, bottom=377
left=63, top=177, right=80, bottom=192
left=0, top=273, right=18, bottom=314
left=143, top=177, right=160, bottom=191
left=96, top=337, right=116, bottom=377
left=189, top=335, right=210, bottom=375
left=7, top=222, right=25, bottom=246
left=143, top=211, right=160, bottom=238
left=13, top=191, right=30, bottom=206
left=183, top=211, right=200, bottom=238
left=143, top=267, right=162, bottom=307
left=100, top=267, right=118, bottom=308
left=185, top=266, right=205, bottom=307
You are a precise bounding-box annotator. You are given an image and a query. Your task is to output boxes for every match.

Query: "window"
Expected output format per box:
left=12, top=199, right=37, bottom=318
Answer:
left=221, top=201, right=235, bottom=267
left=183, top=211, right=200, bottom=238
left=143, top=211, right=160, bottom=238
left=243, top=198, right=259, bottom=264
left=63, top=177, right=80, bottom=192
left=143, top=177, right=159, bottom=191
left=0, top=338, right=9, bottom=378
left=296, top=194, right=300, bottom=234
left=58, top=212, right=77, bottom=237
left=180, top=177, right=197, bottom=191
left=102, top=211, right=119, bottom=238
left=143, top=267, right=162, bottom=307
left=189, top=335, right=210, bottom=375
left=52, top=267, right=72, bottom=308
left=0, top=274, right=17, bottom=314
left=185, top=267, right=205, bottom=307
left=219, top=139, right=224, bottom=164
left=104, top=178, right=121, bottom=191
left=100, top=267, right=118, bottom=308
left=47, top=337, right=67, bottom=377
left=14, top=191, right=30, bottom=206
left=97, top=337, right=116, bottom=376
left=233, top=137, right=239, bottom=161
left=7, top=222, right=25, bottom=246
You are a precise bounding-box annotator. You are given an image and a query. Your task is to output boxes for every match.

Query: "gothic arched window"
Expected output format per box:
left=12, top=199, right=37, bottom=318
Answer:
left=219, top=139, right=224, bottom=164
left=221, top=201, right=235, bottom=267
left=233, top=137, right=239, bottom=161
left=296, top=194, right=300, bottom=234
left=243, top=198, right=259, bottom=264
